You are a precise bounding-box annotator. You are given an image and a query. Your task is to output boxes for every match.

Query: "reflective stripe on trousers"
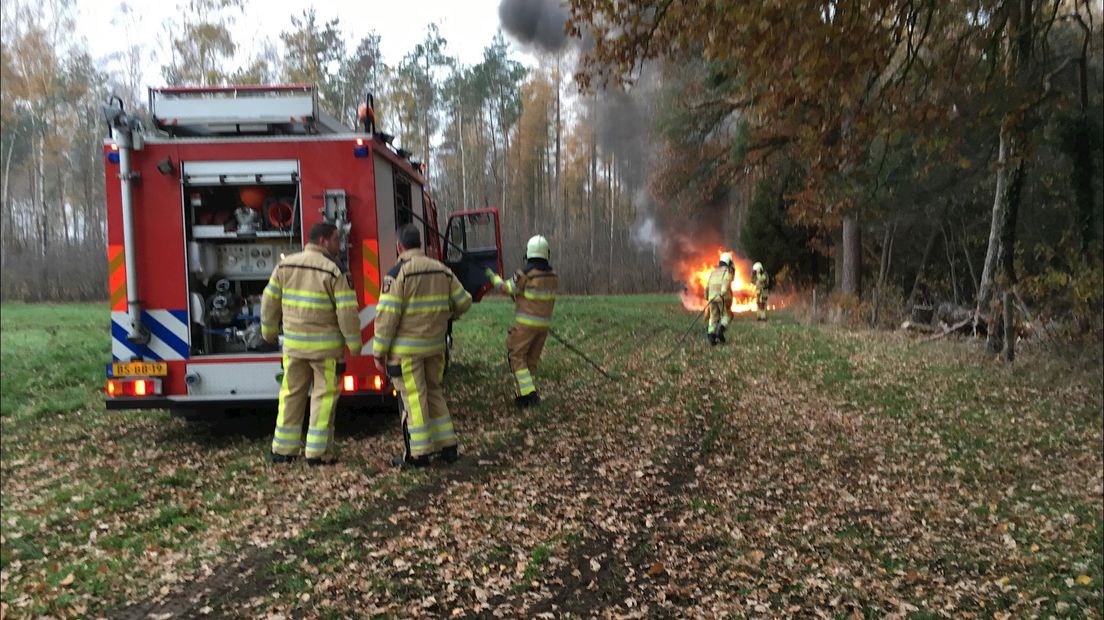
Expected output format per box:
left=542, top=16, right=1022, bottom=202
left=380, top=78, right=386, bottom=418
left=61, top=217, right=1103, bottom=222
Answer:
left=272, top=355, right=340, bottom=458
left=514, top=368, right=536, bottom=396
left=506, top=325, right=548, bottom=397
left=392, top=354, right=456, bottom=459
left=706, top=300, right=730, bottom=334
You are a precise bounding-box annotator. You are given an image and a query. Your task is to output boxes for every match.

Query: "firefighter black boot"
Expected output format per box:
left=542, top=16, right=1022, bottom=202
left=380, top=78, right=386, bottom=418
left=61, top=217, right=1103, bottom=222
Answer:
left=717, top=325, right=727, bottom=344
left=390, top=454, right=430, bottom=469
left=707, top=332, right=717, bottom=346
left=440, top=445, right=459, bottom=464
left=270, top=452, right=296, bottom=464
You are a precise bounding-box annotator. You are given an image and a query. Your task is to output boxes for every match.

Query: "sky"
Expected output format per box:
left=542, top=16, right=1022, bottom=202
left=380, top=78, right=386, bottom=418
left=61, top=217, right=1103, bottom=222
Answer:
left=75, top=0, right=534, bottom=89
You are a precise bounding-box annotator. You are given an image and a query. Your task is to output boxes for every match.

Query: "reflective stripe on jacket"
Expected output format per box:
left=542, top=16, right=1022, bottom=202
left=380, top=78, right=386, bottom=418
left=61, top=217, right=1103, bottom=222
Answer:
left=372, top=249, right=472, bottom=361
left=706, top=266, right=733, bottom=304
left=260, top=244, right=361, bottom=360
left=492, top=259, right=558, bottom=329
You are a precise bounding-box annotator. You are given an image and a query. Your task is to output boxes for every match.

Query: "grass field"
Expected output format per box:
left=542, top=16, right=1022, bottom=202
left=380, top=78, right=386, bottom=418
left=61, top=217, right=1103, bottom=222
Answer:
left=1, top=297, right=1101, bottom=618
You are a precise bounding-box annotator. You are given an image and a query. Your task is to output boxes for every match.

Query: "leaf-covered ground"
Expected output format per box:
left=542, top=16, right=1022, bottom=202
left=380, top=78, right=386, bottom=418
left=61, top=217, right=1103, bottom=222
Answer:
left=1, top=298, right=1101, bottom=618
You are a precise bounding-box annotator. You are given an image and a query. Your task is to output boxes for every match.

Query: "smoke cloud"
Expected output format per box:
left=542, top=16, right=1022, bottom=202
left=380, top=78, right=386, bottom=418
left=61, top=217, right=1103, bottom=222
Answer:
left=498, top=1, right=733, bottom=284
left=498, top=0, right=571, bottom=53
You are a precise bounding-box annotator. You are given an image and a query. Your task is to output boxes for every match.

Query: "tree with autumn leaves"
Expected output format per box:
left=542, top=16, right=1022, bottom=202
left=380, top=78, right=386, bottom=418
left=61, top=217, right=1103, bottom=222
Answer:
left=568, top=0, right=1102, bottom=352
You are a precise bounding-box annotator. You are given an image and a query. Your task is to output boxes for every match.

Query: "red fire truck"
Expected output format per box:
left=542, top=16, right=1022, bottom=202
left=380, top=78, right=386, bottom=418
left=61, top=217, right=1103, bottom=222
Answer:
left=102, top=84, right=501, bottom=415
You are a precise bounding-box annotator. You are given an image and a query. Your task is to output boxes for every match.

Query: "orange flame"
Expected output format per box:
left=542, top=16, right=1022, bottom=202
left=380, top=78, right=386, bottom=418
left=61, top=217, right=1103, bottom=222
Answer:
left=676, top=248, right=775, bottom=314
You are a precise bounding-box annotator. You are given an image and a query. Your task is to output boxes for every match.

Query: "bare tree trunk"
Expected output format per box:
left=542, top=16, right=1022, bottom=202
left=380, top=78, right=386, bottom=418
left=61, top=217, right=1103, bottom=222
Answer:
left=908, top=225, right=939, bottom=307
left=457, top=96, right=467, bottom=211
left=978, top=121, right=1015, bottom=312
left=35, top=130, right=48, bottom=258
left=554, top=59, right=563, bottom=245
left=1, top=136, right=17, bottom=270
left=501, top=108, right=510, bottom=213
left=588, top=113, right=597, bottom=294
left=609, top=153, right=618, bottom=291
left=1, top=134, right=16, bottom=217
left=941, top=223, right=959, bottom=305
left=871, top=220, right=896, bottom=326
left=1070, top=12, right=1095, bottom=260
left=841, top=212, right=861, bottom=296
left=1003, top=291, right=1015, bottom=362
left=981, top=116, right=1027, bottom=352
left=960, top=226, right=979, bottom=301
left=978, top=0, right=1032, bottom=356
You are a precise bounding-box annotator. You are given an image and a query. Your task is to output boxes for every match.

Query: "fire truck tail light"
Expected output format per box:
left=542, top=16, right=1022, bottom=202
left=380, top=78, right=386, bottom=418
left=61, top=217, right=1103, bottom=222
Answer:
left=105, top=378, right=162, bottom=397
left=342, top=374, right=357, bottom=392
left=373, top=375, right=384, bottom=391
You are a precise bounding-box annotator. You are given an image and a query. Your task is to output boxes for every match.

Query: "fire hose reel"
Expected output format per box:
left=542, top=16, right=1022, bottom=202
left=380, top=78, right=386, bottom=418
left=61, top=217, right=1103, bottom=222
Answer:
left=265, top=197, right=294, bottom=229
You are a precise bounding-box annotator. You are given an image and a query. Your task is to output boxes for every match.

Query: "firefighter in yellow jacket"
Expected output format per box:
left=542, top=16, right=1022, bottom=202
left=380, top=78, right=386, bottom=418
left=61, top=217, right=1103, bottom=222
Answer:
left=706, top=253, right=735, bottom=346
left=261, top=222, right=360, bottom=465
left=484, top=235, right=558, bottom=408
left=752, top=261, right=769, bottom=321
left=373, top=224, right=473, bottom=468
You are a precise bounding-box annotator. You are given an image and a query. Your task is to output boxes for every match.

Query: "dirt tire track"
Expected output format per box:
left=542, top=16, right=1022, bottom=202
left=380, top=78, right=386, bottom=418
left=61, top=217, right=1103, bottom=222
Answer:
left=110, top=452, right=510, bottom=620
left=527, top=415, right=708, bottom=618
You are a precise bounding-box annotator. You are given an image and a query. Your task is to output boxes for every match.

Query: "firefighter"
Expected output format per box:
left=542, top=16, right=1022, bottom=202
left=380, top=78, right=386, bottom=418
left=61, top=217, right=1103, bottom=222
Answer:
left=752, top=262, right=769, bottom=321
left=484, top=235, right=559, bottom=408
left=374, top=224, right=473, bottom=468
left=261, top=222, right=360, bottom=465
left=706, top=253, right=735, bottom=346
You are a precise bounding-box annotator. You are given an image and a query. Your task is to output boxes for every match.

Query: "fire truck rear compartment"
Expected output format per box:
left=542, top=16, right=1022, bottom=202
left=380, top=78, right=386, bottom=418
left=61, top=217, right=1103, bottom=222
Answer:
left=182, top=173, right=302, bottom=356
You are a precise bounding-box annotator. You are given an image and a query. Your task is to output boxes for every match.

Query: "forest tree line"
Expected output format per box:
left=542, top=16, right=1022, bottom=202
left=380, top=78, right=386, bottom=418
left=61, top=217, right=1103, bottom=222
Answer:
left=0, top=0, right=666, bottom=303
left=2, top=0, right=1102, bottom=352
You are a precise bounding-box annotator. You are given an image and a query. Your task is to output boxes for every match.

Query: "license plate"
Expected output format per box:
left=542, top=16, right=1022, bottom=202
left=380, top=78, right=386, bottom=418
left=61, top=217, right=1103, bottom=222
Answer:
left=111, top=362, right=168, bottom=377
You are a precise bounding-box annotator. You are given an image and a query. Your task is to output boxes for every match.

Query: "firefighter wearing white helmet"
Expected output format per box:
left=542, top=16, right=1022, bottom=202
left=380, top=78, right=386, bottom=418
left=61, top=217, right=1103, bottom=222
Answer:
left=752, top=261, right=769, bottom=321
left=485, top=235, right=559, bottom=407
left=705, top=252, right=735, bottom=346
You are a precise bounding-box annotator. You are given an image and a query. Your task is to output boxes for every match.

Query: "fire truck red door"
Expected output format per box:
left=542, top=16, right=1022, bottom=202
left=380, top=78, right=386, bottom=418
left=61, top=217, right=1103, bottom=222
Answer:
left=444, top=209, right=501, bottom=302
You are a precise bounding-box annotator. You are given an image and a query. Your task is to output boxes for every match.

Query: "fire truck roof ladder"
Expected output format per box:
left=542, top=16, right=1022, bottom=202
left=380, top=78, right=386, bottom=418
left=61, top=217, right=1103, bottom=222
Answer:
left=149, top=84, right=347, bottom=137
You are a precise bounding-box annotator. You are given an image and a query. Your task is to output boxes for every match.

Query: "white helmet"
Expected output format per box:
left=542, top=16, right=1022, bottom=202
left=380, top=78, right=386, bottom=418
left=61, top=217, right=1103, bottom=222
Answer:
left=752, top=262, right=764, bottom=273
left=719, top=252, right=734, bottom=267
left=526, top=235, right=550, bottom=261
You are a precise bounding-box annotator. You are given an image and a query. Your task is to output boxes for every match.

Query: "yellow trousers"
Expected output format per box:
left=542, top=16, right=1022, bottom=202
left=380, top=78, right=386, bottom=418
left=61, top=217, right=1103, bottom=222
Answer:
left=507, top=325, right=548, bottom=397
left=272, top=355, right=339, bottom=459
left=388, top=354, right=457, bottom=459
left=706, top=298, right=732, bottom=334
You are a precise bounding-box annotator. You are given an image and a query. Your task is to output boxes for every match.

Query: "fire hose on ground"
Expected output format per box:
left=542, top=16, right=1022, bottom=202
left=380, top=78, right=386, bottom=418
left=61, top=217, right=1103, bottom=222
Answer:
left=547, top=328, right=617, bottom=382
left=662, top=294, right=721, bottom=361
